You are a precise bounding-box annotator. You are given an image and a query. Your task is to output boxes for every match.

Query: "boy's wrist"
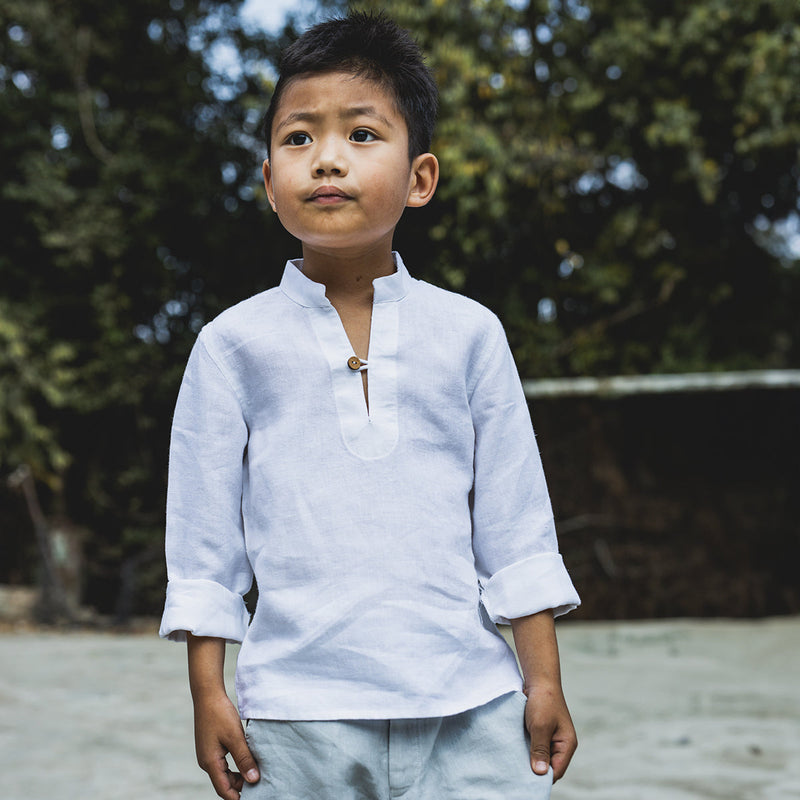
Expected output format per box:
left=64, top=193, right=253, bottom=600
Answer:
left=190, top=681, right=231, bottom=703
left=520, top=660, right=563, bottom=695
left=522, top=675, right=565, bottom=698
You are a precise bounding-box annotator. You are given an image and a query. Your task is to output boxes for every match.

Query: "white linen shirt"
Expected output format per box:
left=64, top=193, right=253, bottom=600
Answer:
left=160, top=254, right=579, bottom=720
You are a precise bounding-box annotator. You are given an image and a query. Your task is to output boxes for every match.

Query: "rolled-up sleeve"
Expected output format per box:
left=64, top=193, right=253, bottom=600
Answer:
left=469, top=319, right=580, bottom=624
left=159, top=331, right=253, bottom=643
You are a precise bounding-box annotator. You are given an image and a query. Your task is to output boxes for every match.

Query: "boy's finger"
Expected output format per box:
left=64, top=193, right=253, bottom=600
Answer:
left=550, top=733, right=577, bottom=782
left=529, top=729, right=552, bottom=775
left=206, top=758, right=241, bottom=800
left=230, top=739, right=260, bottom=785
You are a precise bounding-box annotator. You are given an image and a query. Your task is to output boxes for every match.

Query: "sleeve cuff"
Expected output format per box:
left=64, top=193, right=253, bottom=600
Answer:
left=480, top=553, right=580, bottom=624
left=159, top=578, right=251, bottom=643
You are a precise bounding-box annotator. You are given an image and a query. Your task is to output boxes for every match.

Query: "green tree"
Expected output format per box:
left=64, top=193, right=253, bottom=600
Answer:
left=542, top=0, right=800, bottom=375
left=0, top=0, right=293, bottom=612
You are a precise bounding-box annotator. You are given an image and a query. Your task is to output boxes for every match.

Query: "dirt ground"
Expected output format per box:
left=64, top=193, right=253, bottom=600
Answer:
left=1, top=616, right=798, bottom=800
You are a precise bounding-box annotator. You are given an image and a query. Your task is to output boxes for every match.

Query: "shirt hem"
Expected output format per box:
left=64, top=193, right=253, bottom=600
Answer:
left=237, top=679, right=524, bottom=722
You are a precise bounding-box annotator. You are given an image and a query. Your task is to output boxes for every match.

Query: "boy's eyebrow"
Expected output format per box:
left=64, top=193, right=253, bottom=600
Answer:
left=275, top=106, right=396, bottom=133
left=341, top=106, right=395, bottom=128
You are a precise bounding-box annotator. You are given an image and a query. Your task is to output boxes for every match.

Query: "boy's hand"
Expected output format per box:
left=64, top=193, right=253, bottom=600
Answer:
left=193, top=690, right=260, bottom=800
left=524, top=679, right=577, bottom=782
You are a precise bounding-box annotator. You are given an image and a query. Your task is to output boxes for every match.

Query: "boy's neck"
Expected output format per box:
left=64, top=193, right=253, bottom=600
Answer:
left=300, top=243, right=397, bottom=306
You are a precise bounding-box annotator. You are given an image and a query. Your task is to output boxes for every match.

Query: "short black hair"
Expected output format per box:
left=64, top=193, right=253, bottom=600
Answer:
left=261, top=12, right=438, bottom=160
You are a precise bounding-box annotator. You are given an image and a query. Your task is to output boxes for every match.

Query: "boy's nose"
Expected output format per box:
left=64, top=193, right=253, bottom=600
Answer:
left=312, top=138, right=348, bottom=176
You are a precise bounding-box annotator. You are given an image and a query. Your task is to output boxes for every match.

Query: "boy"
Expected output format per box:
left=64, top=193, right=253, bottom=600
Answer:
left=160, top=12, right=580, bottom=800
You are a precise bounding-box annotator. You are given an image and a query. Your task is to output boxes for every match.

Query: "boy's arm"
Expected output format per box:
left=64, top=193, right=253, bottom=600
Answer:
left=510, top=610, right=577, bottom=782
left=187, top=634, right=260, bottom=800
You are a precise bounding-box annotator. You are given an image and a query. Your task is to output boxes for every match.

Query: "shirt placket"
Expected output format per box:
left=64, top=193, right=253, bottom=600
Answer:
left=307, top=300, right=399, bottom=460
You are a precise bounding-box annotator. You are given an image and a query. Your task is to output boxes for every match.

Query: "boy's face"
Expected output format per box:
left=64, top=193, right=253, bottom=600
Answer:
left=263, top=72, right=438, bottom=259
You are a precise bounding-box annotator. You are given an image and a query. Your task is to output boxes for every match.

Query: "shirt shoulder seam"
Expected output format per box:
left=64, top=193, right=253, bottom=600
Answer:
left=196, top=329, right=251, bottom=423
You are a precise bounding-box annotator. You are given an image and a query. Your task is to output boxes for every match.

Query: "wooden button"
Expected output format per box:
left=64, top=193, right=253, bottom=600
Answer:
left=347, top=356, right=362, bottom=370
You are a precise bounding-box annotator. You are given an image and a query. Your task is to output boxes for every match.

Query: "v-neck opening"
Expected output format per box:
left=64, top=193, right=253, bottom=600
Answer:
left=331, top=304, right=372, bottom=417
left=328, top=303, right=372, bottom=419
left=306, top=299, right=400, bottom=461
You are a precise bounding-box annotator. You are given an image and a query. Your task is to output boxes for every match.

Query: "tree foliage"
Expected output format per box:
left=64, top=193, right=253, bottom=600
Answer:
left=0, top=0, right=292, bottom=604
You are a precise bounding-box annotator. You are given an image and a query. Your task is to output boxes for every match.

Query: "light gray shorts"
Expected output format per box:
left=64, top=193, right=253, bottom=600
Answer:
left=242, top=690, right=552, bottom=799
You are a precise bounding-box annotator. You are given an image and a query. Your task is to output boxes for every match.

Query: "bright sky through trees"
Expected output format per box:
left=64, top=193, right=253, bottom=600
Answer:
left=240, top=0, right=307, bottom=31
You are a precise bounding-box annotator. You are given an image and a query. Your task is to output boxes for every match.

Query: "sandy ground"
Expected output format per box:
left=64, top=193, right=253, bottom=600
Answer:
left=1, top=617, right=798, bottom=800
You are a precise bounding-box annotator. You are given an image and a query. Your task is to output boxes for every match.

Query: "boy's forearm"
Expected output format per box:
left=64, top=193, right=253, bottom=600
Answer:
left=509, top=609, right=562, bottom=693
left=187, top=633, right=229, bottom=701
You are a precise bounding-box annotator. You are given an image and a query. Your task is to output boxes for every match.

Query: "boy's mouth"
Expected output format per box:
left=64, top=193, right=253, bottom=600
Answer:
left=308, top=185, right=352, bottom=204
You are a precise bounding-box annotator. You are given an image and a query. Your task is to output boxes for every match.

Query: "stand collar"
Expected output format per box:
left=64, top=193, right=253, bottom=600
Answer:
left=280, top=252, right=413, bottom=308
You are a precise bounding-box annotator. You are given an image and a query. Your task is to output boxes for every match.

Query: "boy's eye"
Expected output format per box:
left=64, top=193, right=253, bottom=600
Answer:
left=286, top=132, right=311, bottom=146
left=350, top=129, right=377, bottom=143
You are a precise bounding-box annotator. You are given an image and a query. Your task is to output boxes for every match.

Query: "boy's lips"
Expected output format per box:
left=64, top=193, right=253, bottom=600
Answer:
left=307, top=185, right=353, bottom=203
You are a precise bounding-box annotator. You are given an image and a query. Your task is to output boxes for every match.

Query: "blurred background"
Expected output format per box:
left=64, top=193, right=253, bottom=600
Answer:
left=1, top=0, right=799, bottom=627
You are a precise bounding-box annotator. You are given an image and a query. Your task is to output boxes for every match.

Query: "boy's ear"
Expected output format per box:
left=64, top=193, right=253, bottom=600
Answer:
left=406, top=153, right=439, bottom=208
left=262, top=159, right=277, bottom=212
